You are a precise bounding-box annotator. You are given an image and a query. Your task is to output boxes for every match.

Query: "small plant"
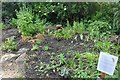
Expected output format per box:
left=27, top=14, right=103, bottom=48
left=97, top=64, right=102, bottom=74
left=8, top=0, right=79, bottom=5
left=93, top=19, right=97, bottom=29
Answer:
left=62, top=27, right=73, bottom=40
left=59, top=67, right=70, bottom=78
left=84, top=52, right=96, bottom=61
left=88, top=21, right=111, bottom=40
left=95, top=41, right=113, bottom=53
left=31, top=44, right=39, bottom=51
left=2, top=37, right=17, bottom=52
left=42, top=46, right=49, bottom=51
left=0, top=22, right=5, bottom=30
left=73, top=21, right=85, bottom=34
left=54, top=30, right=63, bottom=40
left=59, top=53, right=66, bottom=65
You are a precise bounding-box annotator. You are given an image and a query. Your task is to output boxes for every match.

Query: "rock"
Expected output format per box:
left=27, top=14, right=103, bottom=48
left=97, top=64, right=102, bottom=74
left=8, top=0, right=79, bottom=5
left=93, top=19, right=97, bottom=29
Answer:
left=2, top=29, right=20, bottom=41
left=16, top=48, right=29, bottom=54
left=0, top=53, right=19, bottom=63
left=15, top=53, right=29, bottom=63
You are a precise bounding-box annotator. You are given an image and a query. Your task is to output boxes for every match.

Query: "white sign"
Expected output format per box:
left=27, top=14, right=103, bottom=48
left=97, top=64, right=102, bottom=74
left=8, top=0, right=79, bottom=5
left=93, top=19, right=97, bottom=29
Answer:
left=97, top=52, right=118, bottom=75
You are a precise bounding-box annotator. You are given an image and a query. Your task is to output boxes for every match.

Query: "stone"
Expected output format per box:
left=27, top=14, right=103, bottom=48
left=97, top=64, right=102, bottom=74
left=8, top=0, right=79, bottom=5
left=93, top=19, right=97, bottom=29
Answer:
left=15, top=53, right=29, bottom=63
left=0, top=53, right=19, bottom=63
left=16, top=48, right=29, bottom=54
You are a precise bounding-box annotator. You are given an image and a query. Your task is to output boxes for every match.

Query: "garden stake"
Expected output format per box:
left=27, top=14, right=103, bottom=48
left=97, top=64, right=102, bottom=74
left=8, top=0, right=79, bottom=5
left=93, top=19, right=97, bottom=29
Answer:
left=101, top=72, right=106, bottom=80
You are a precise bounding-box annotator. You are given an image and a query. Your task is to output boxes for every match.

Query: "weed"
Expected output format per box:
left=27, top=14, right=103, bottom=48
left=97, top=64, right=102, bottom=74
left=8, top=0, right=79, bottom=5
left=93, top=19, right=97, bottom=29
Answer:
left=31, top=44, right=39, bottom=51
left=2, top=37, right=17, bottom=52
left=0, top=22, right=5, bottom=30
left=54, top=30, right=63, bottom=40
left=88, top=21, right=111, bottom=40
left=42, top=46, right=49, bottom=51
left=73, top=21, right=85, bottom=34
left=58, top=53, right=66, bottom=65
left=62, top=27, right=73, bottom=40
left=95, top=41, right=113, bottom=53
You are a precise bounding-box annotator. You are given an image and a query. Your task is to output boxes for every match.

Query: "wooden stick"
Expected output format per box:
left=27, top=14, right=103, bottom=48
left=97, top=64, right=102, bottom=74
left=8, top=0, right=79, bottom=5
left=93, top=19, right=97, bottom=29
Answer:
left=101, top=72, right=106, bottom=80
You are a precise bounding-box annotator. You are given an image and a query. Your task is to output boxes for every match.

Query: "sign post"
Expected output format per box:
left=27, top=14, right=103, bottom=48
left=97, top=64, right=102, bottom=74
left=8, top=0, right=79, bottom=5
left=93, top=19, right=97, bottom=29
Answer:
left=97, top=52, right=118, bottom=79
left=101, top=72, right=106, bottom=79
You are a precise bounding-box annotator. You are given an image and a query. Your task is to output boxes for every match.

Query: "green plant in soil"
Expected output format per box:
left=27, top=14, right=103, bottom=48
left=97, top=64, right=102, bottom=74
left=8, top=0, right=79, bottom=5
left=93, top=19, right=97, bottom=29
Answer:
left=62, top=27, right=73, bottom=40
left=54, top=29, right=63, bottom=40
left=88, top=21, right=111, bottom=40
left=58, top=53, right=66, bottom=65
left=11, top=5, right=46, bottom=36
left=0, top=22, right=6, bottom=30
left=73, top=21, right=85, bottom=34
left=34, top=51, right=119, bottom=78
left=112, top=44, right=120, bottom=54
left=42, top=46, right=49, bottom=51
left=31, top=44, right=39, bottom=51
left=95, top=40, right=113, bottom=53
left=2, top=37, right=17, bottom=52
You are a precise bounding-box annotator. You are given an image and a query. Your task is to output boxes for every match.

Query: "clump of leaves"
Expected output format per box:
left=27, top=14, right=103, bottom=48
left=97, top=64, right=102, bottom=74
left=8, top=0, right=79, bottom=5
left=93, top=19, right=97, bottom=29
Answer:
left=0, top=22, right=5, bottom=30
left=42, top=46, right=49, bottom=51
left=95, top=41, right=113, bottom=53
left=73, top=21, right=85, bottom=34
left=88, top=21, right=111, bottom=40
left=83, top=52, right=96, bottom=61
left=31, top=44, right=39, bottom=51
left=54, top=29, right=63, bottom=40
left=2, top=37, right=17, bottom=52
left=62, top=27, right=73, bottom=40
left=11, top=5, right=46, bottom=36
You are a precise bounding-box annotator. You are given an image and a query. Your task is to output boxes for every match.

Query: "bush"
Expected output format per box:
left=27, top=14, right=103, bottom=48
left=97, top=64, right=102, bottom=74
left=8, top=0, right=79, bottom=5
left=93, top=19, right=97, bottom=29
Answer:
left=88, top=21, right=111, bottom=40
left=11, top=5, right=46, bottom=36
left=30, top=2, right=97, bottom=25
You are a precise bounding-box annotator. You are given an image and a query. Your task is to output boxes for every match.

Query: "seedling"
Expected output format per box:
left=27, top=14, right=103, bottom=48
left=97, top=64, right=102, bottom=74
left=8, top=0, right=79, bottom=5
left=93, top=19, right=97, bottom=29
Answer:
left=31, top=44, right=39, bottom=51
left=42, top=46, right=49, bottom=51
left=2, top=37, right=17, bottom=52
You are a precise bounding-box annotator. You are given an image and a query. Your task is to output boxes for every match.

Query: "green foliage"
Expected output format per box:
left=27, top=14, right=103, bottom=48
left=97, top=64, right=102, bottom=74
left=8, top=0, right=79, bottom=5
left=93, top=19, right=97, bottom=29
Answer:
left=54, top=27, right=73, bottom=40
left=88, top=21, right=111, bottom=40
left=2, top=2, right=20, bottom=20
left=31, top=2, right=90, bottom=24
left=84, top=52, right=96, bottom=61
left=54, top=21, right=85, bottom=40
left=58, top=53, right=66, bottom=65
left=73, top=21, right=85, bottom=34
left=62, top=27, right=73, bottom=40
left=11, top=5, right=46, bottom=36
left=113, top=3, right=120, bottom=35
left=2, top=37, right=17, bottom=52
left=95, top=41, right=113, bottom=53
left=54, top=30, right=63, bottom=40
left=0, top=22, right=5, bottom=30
left=31, top=44, right=39, bottom=51
left=42, top=46, right=49, bottom=51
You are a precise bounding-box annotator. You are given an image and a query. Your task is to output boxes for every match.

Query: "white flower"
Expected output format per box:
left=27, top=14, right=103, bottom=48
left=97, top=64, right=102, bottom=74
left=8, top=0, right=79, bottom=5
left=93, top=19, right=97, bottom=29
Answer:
left=52, top=10, right=55, bottom=12
left=58, top=3, right=60, bottom=5
left=64, top=8, right=66, bottom=10
left=39, top=11, right=41, bottom=12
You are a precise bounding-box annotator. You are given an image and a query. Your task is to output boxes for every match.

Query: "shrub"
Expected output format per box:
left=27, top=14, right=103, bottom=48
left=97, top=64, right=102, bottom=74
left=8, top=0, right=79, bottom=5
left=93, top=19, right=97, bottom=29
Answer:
left=11, top=5, right=46, bottom=36
left=88, top=21, right=111, bottom=40
left=113, top=3, right=120, bottom=35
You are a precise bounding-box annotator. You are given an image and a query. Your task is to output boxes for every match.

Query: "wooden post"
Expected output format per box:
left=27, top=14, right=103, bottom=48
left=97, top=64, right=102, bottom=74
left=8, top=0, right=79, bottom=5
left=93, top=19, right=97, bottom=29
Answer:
left=101, top=72, right=106, bottom=80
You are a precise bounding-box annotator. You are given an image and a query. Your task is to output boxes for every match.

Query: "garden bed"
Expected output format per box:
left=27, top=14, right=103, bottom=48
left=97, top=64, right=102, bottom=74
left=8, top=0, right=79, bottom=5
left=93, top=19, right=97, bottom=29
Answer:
left=1, top=27, right=119, bottom=78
